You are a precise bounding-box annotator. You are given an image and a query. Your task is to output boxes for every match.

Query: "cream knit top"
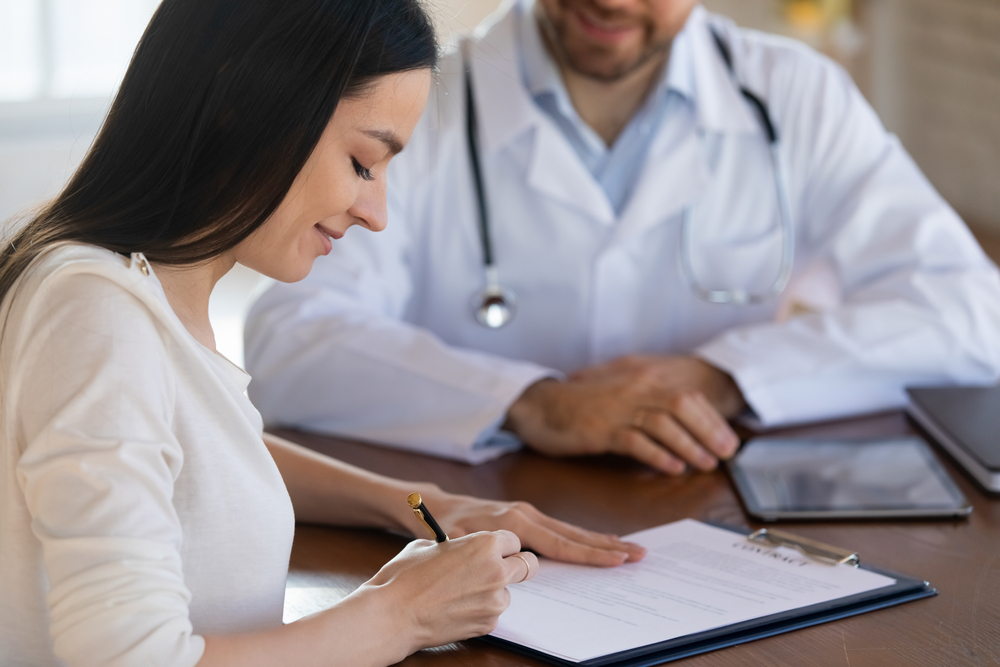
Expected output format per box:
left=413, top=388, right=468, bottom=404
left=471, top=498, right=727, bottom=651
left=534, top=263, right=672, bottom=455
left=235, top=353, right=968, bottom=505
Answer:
left=0, top=243, right=295, bottom=667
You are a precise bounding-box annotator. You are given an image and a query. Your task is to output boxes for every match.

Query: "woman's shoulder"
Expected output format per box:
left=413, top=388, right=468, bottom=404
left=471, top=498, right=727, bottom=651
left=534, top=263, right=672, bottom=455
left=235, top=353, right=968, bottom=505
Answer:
left=24, top=242, right=145, bottom=289
left=3, top=242, right=178, bottom=353
left=14, top=242, right=167, bottom=309
left=1, top=243, right=184, bottom=424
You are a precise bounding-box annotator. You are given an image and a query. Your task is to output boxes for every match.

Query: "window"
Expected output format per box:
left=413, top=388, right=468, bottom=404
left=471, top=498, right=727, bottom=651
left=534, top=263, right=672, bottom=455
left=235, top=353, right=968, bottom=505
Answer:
left=0, top=0, right=159, bottom=102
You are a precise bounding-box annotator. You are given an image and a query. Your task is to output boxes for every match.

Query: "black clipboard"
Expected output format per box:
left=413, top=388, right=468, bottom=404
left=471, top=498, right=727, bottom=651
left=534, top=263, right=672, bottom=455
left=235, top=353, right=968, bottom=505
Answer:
left=480, top=525, right=935, bottom=666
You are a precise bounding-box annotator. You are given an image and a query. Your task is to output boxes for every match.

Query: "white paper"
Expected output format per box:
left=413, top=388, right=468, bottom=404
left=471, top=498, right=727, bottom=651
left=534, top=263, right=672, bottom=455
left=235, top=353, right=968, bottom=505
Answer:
left=491, top=519, right=896, bottom=663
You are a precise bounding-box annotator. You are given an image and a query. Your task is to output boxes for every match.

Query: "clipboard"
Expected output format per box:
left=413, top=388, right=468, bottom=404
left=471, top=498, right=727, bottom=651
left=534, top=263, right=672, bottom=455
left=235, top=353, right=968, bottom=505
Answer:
left=481, top=524, right=935, bottom=666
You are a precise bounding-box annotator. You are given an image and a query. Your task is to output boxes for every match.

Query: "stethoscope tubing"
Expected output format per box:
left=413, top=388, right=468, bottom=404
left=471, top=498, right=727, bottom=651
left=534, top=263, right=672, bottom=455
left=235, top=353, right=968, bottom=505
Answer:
left=464, top=43, right=517, bottom=328
left=464, top=56, right=494, bottom=269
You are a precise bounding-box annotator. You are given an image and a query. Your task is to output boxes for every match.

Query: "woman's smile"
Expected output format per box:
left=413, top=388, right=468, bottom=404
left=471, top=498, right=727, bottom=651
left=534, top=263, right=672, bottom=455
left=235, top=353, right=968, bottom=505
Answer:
left=314, top=222, right=342, bottom=255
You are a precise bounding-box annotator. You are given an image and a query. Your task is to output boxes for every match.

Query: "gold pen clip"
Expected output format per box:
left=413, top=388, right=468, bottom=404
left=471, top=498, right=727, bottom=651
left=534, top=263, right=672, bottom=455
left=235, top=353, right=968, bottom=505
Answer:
left=748, top=528, right=860, bottom=567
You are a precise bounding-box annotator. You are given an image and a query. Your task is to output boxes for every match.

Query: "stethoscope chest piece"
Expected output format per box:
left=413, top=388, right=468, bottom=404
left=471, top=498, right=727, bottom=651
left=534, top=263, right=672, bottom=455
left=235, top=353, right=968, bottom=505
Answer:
left=473, top=266, right=516, bottom=329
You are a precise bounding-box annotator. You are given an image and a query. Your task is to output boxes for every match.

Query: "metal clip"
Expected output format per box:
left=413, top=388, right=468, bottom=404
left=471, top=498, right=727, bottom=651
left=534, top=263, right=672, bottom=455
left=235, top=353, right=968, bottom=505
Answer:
left=133, top=253, right=150, bottom=276
left=748, top=528, right=859, bottom=567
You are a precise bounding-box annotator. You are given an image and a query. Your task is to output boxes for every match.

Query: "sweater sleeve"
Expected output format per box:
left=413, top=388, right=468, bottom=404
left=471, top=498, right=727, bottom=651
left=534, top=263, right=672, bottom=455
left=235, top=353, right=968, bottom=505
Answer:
left=11, top=270, right=205, bottom=667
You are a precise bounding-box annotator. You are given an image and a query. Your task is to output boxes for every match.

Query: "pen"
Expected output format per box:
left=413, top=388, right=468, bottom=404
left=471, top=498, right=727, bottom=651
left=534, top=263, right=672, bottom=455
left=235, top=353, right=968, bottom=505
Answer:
left=407, top=492, right=449, bottom=542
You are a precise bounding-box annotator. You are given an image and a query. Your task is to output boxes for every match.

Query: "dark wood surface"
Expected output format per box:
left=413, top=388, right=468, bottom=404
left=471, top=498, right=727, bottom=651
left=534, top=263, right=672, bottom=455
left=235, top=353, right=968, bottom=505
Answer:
left=278, top=411, right=1000, bottom=667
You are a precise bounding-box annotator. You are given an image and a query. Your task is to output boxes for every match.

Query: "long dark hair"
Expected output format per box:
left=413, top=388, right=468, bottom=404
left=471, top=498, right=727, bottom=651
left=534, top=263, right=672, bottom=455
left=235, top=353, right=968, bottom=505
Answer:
left=0, top=0, right=436, bottom=305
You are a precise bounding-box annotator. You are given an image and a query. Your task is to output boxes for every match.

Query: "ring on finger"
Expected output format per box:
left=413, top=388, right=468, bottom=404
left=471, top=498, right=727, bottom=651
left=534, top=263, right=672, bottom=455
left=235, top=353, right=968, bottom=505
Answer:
left=632, top=407, right=650, bottom=431
left=511, top=552, right=531, bottom=583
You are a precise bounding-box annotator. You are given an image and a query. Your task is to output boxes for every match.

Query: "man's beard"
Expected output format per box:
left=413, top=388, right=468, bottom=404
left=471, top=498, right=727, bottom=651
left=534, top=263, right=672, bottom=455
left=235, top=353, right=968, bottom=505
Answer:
left=536, top=9, right=672, bottom=83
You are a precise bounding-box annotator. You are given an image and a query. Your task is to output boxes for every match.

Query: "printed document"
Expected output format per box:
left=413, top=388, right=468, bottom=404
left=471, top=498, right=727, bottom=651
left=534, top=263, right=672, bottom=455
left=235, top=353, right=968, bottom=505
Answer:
left=491, top=519, right=896, bottom=663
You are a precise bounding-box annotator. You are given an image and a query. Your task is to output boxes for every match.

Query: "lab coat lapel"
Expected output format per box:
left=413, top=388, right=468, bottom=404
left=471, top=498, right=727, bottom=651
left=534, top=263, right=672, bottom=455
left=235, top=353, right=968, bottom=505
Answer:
left=615, top=129, right=709, bottom=241
left=525, top=122, right=616, bottom=225
left=615, top=7, right=759, bottom=241
left=468, top=5, right=616, bottom=226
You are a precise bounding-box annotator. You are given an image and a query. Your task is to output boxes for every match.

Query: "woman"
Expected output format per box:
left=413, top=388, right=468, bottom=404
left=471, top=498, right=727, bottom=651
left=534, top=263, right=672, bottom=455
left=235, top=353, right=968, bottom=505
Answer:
left=0, top=1, right=643, bottom=666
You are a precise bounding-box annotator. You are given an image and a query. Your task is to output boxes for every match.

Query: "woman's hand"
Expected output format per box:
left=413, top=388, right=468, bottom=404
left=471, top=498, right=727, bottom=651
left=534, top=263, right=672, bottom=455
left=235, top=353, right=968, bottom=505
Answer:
left=200, top=531, right=535, bottom=667
left=262, top=433, right=644, bottom=566
left=414, top=487, right=646, bottom=567
left=359, top=530, right=536, bottom=657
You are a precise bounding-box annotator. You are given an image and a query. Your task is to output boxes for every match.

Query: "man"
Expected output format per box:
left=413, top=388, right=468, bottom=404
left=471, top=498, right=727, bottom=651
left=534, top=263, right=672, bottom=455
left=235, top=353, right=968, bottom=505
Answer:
left=244, top=0, right=1000, bottom=473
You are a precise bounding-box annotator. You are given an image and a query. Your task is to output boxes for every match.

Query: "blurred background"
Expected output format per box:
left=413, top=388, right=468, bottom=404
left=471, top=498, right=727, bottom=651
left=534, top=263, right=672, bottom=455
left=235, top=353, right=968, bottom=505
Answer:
left=1, top=0, right=998, bottom=364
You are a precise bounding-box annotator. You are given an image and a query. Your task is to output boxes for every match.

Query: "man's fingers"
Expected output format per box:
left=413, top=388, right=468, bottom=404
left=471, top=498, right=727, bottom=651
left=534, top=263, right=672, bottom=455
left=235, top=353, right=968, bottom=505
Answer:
left=503, top=551, right=538, bottom=585
left=614, top=427, right=686, bottom=475
left=667, top=392, right=740, bottom=460
left=640, top=408, right=719, bottom=471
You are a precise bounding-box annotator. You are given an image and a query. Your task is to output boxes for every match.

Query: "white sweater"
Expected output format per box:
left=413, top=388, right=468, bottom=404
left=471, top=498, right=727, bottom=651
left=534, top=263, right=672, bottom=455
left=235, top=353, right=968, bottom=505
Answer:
left=0, top=244, right=295, bottom=667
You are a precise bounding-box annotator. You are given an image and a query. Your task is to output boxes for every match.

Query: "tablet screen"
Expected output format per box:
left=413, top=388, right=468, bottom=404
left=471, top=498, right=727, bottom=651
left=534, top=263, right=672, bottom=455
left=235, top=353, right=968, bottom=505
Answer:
left=727, top=436, right=970, bottom=520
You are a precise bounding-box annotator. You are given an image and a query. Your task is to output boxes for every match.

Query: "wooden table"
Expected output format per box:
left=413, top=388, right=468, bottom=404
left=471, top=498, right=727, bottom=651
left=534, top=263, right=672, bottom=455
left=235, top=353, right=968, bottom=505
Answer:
left=278, top=412, right=1000, bottom=666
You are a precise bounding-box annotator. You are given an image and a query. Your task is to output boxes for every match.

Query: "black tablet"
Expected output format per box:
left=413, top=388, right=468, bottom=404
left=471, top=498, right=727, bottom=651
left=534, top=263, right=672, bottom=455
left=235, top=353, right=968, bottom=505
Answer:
left=726, top=436, right=971, bottom=521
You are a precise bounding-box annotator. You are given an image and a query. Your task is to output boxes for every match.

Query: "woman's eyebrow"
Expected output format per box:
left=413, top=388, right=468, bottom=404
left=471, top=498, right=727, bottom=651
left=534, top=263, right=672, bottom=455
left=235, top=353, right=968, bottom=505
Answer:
left=363, top=129, right=404, bottom=155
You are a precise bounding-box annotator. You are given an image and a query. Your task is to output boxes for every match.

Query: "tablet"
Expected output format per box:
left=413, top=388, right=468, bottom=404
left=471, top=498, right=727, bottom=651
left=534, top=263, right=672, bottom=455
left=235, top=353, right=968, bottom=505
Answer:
left=727, top=436, right=971, bottom=521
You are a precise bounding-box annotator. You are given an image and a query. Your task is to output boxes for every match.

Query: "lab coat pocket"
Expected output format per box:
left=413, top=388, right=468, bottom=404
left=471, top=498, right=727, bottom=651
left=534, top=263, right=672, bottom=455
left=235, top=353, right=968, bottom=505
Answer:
left=682, top=213, right=786, bottom=296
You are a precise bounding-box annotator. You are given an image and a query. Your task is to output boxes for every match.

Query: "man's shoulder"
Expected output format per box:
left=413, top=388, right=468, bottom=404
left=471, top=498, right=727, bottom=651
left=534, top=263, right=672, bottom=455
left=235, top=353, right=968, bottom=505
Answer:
left=711, top=15, right=849, bottom=92
left=705, top=13, right=861, bottom=131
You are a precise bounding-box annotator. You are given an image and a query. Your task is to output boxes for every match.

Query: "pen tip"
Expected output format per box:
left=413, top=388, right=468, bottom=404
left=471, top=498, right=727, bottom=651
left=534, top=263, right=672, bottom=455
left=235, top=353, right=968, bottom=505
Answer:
left=407, top=492, right=423, bottom=508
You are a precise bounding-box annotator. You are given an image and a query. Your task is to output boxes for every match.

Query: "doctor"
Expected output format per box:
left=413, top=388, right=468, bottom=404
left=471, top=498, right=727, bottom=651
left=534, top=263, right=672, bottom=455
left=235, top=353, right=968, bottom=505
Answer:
left=245, top=0, right=1000, bottom=473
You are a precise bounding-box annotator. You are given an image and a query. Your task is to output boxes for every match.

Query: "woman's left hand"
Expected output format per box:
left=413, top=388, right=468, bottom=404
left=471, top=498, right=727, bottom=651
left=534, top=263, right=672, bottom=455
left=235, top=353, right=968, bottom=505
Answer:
left=414, top=488, right=646, bottom=567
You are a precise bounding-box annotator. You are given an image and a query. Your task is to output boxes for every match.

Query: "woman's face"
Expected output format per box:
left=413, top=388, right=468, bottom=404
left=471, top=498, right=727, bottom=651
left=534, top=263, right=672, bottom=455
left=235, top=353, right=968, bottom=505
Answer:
left=235, top=69, right=431, bottom=282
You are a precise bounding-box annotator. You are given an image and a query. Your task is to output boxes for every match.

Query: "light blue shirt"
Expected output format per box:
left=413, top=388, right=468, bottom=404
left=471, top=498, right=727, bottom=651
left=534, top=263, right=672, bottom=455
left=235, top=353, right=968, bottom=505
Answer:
left=515, top=5, right=696, bottom=215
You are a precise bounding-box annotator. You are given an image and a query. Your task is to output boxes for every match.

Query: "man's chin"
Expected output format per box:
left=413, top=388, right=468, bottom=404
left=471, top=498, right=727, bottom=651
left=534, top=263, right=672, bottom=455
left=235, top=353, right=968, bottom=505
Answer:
left=563, top=48, right=664, bottom=83
left=553, top=30, right=671, bottom=83
left=566, top=58, right=641, bottom=82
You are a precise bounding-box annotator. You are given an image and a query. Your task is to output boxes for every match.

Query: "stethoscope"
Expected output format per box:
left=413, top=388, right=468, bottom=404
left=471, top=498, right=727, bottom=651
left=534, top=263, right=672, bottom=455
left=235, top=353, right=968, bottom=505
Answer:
left=465, top=29, right=795, bottom=329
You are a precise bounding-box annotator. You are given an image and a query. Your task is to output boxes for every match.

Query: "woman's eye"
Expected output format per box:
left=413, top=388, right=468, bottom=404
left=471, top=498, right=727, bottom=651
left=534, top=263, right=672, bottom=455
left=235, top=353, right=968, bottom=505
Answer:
left=352, top=158, right=374, bottom=182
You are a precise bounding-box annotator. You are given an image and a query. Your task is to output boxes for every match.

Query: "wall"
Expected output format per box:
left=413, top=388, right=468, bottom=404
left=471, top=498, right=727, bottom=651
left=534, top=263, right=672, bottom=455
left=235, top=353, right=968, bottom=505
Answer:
left=427, top=0, right=507, bottom=41
left=0, top=98, right=105, bottom=227
left=869, top=0, right=1000, bottom=232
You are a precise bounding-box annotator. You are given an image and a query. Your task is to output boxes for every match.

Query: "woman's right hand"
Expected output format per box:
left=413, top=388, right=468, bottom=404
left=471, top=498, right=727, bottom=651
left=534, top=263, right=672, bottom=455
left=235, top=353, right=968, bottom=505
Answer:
left=360, top=530, right=537, bottom=657
left=197, top=531, right=534, bottom=667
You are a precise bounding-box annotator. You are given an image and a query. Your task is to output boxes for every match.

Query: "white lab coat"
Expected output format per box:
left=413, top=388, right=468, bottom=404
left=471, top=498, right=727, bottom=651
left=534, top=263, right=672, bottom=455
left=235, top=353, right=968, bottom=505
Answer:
left=245, top=1, right=1000, bottom=463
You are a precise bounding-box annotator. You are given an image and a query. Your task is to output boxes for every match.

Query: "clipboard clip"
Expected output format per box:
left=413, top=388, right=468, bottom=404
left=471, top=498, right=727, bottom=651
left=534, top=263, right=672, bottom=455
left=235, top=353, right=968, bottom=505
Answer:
left=748, top=528, right=860, bottom=567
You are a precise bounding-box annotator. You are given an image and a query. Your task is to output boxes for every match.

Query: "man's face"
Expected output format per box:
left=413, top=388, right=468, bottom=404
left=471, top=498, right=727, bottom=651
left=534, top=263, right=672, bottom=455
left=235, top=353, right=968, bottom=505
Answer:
left=536, top=0, right=699, bottom=81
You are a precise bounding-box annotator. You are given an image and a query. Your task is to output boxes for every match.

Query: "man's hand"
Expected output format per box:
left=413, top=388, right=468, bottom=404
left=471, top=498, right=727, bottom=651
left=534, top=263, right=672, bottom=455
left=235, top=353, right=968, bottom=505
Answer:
left=504, top=355, right=746, bottom=475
